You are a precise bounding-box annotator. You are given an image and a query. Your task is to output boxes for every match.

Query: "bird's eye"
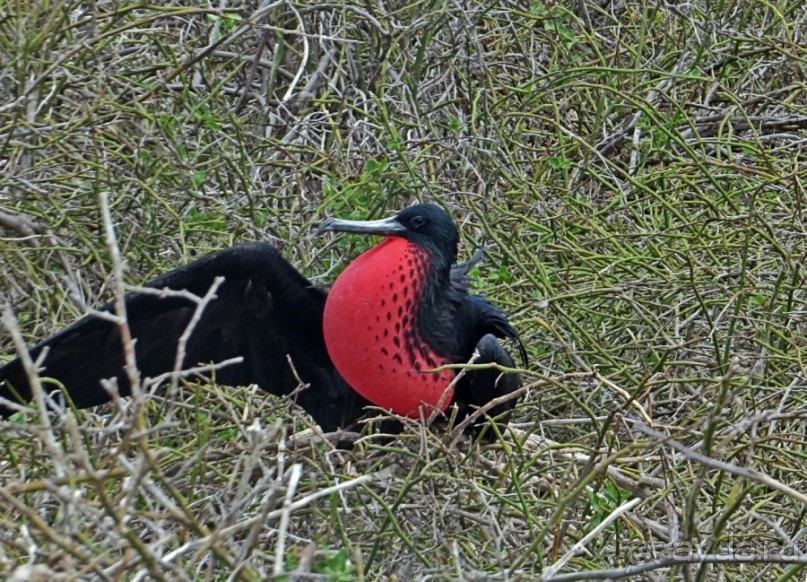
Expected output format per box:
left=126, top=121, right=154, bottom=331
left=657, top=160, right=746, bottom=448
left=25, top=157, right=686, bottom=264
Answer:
left=410, top=215, right=426, bottom=229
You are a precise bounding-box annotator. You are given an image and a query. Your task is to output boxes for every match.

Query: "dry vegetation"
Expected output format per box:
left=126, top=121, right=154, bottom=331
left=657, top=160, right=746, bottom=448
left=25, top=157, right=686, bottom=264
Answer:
left=1, top=0, right=806, bottom=579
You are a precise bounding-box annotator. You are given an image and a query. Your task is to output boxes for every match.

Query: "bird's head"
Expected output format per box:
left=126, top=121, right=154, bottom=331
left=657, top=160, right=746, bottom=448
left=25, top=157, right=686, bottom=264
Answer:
left=317, top=203, right=459, bottom=268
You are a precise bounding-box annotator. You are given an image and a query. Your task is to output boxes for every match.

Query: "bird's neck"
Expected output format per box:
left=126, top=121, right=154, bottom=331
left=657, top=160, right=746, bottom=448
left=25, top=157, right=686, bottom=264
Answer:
left=356, top=238, right=455, bottom=340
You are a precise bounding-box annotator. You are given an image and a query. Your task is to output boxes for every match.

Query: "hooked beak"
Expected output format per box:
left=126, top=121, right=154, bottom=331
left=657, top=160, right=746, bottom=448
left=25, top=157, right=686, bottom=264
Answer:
left=317, top=213, right=407, bottom=237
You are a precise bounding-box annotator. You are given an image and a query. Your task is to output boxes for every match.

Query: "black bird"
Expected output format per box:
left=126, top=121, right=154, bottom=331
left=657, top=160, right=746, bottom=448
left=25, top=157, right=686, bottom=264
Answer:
left=0, top=204, right=525, bottom=432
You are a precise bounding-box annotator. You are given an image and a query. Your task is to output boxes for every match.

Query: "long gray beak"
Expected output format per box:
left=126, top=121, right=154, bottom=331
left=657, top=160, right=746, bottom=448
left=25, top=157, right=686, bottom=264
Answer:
left=317, top=214, right=407, bottom=237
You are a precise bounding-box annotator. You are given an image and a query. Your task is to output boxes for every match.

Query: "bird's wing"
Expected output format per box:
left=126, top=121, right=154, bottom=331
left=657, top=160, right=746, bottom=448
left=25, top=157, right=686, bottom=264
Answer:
left=445, top=293, right=526, bottom=437
left=449, top=247, right=485, bottom=290
left=450, top=250, right=527, bottom=365
left=463, top=333, right=522, bottom=431
left=0, top=242, right=361, bottom=431
left=454, top=294, right=528, bottom=366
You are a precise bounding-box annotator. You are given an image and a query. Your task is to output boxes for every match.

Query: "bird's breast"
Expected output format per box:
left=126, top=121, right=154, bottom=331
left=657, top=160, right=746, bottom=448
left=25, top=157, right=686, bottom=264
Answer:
left=323, top=238, right=455, bottom=417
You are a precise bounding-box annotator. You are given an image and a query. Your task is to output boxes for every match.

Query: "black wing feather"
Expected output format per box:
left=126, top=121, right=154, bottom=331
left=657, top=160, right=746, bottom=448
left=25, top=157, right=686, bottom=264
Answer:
left=449, top=293, right=526, bottom=436
left=0, top=243, right=362, bottom=430
left=453, top=294, right=527, bottom=366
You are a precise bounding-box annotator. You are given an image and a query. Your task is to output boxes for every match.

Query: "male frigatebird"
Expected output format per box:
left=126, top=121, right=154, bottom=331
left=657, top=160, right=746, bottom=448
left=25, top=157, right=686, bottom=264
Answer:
left=0, top=204, right=525, bottom=432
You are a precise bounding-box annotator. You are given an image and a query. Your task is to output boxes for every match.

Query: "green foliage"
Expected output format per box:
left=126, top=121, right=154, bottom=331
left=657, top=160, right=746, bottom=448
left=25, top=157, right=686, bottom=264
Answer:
left=281, top=546, right=356, bottom=581
left=586, top=481, right=632, bottom=531
left=1, top=0, right=806, bottom=579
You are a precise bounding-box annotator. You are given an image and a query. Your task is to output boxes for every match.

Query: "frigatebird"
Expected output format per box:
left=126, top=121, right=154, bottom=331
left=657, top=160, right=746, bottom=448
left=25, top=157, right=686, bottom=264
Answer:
left=0, top=204, right=525, bottom=432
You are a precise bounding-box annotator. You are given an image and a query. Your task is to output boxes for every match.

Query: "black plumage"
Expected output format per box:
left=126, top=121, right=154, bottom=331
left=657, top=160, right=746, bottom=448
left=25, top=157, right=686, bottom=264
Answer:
left=0, top=205, right=525, bottom=433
